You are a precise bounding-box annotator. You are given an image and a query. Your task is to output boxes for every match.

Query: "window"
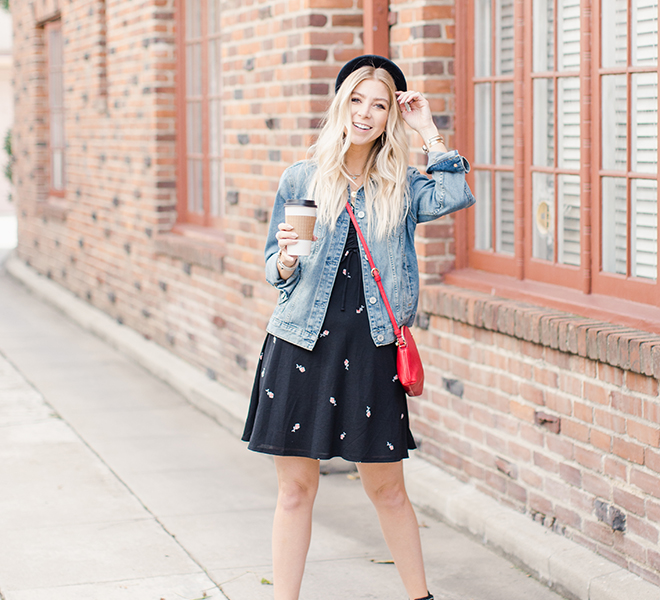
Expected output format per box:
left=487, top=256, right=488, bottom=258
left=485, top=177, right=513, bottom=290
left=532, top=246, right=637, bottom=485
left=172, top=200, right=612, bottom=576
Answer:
left=531, top=0, right=581, bottom=270
left=594, top=0, right=659, bottom=302
left=46, top=21, right=65, bottom=195
left=459, top=1, right=659, bottom=307
left=177, top=0, right=222, bottom=227
left=472, top=0, right=516, bottom=272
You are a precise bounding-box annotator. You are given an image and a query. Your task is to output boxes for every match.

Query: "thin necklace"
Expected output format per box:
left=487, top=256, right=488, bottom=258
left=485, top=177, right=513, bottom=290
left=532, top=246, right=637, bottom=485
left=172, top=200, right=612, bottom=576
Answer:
left=348, top=172, right=362, bottom=180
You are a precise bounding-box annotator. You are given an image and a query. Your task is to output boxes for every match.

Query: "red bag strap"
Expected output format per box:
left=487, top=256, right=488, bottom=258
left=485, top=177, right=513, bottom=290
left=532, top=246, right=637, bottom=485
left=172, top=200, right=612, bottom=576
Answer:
left=345, top=202, right=407, bottom=346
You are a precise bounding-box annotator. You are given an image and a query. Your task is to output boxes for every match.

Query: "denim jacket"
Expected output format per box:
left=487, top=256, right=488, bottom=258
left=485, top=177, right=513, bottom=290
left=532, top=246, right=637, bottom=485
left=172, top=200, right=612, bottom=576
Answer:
left=264, top=149, right=475, bottom=350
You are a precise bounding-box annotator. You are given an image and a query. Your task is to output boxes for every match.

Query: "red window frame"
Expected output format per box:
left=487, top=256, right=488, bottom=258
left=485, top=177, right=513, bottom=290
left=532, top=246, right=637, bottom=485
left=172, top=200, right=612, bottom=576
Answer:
left=46, top=20, right=65, bottom=197
left=175, top=0, right=223, bottom=228
left=454, top=0, right=660, bottom=310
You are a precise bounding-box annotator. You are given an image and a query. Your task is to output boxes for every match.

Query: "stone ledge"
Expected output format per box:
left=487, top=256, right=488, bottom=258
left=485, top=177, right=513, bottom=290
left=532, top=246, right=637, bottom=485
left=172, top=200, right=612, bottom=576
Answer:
left=155, top=231, right=225, bottom=273
left=419, top=284, right=660, bottom=379
left=36, top=198, right=69, bottom=222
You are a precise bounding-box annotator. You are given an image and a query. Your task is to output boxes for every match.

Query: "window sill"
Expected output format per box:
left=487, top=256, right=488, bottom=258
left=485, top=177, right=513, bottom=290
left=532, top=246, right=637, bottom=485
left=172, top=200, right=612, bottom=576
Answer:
left=37, top=197, right=68, bottom=221
left=419, top=270, right=660, bottom=378
left=155, top=225, right=226, bottom=273
left=443, top=269, right=660, bottom=335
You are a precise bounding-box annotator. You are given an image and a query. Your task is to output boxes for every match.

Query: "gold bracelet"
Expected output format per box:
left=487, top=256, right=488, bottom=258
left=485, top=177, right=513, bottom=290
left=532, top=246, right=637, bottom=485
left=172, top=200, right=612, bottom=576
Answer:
left=422, top=134, right=445, bottom=154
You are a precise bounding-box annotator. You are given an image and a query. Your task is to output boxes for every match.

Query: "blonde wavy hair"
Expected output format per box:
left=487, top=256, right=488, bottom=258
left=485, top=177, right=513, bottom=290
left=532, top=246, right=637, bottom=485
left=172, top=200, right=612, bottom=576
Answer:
left=308, top=66, right=410, bottom=239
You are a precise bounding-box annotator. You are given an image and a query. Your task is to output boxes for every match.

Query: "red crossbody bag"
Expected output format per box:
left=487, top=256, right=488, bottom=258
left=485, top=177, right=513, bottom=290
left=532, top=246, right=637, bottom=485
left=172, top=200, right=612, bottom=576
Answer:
left=346, top=202, right=425, bottom=396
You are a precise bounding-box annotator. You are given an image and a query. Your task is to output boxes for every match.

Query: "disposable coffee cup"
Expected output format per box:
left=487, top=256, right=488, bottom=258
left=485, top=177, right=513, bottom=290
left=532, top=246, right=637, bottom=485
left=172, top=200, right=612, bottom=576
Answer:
left=284, top=199, right=317, bottom=256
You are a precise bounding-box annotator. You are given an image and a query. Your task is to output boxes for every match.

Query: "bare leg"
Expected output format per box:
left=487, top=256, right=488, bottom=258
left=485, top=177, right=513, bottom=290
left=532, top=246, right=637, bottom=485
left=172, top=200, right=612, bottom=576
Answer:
left=272, top=456, right=320, bottom=600
left=357, top=461, right=428, bottom=600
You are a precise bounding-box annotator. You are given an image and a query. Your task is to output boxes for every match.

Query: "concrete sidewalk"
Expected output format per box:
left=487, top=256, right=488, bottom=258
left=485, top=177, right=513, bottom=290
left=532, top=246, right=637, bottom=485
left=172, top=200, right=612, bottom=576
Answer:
left=0, top=256, right=657, bottom=600
left=0, top=266, right=566, bottom=600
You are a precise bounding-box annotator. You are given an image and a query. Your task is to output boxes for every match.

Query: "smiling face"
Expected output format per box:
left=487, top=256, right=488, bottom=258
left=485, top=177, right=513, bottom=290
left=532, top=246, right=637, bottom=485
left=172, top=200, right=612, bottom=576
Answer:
left=348, top=78, right=391, bottom=148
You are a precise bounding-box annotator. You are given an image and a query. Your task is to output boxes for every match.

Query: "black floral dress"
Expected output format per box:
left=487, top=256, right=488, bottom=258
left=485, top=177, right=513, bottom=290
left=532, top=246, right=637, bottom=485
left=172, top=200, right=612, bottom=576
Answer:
left=241, top=222, right=416, bottom=462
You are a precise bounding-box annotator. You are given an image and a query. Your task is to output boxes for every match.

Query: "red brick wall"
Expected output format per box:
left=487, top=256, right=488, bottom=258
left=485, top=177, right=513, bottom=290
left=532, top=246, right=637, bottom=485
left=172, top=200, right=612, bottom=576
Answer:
left=414, top=285, right=660, bottom=585
left=12, top=0, right=366, bottom=387
left=11, top=0, right=660, bottom=585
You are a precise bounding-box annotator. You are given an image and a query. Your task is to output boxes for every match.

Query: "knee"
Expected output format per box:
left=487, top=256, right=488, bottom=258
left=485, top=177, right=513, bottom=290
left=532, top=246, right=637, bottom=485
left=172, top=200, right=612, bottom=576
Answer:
left=277, top=479, right=318, bottom=512
left=368, top=482, right=409, bottom=512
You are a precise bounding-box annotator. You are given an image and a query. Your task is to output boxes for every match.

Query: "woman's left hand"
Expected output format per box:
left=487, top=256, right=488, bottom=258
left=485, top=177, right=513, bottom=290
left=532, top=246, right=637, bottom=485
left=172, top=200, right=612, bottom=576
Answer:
left=395, top=91, right=436, bottom=138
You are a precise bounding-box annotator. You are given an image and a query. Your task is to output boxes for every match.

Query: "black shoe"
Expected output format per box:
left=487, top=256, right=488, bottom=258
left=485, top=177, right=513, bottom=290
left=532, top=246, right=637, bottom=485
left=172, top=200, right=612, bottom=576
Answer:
left=414, top=594, right=434, bottom=600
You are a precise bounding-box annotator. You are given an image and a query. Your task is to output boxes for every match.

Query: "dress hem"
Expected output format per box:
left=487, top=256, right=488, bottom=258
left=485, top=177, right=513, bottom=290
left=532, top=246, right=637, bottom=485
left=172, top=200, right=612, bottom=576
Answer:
left=244, top=441, right=413, bottom=464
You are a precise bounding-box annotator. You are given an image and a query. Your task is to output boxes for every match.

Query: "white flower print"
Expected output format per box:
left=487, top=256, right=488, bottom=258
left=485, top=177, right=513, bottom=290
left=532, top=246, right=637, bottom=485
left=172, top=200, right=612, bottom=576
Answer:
left=365, top=406, right=371, bottom=418
left=344, top=359, right=350, bottom=371
left=392, top=374, right=399, bottom=382
left=259, top=352, right=264, bottom=360
left=291, top=423, right=300, bottom=433
left=340, top=432, right=346, bottom=440
left=386, top=442, right=395, bottom=451
left=329, top=397, right=337, bottom=406
left=296, top=364, right=306, bottom=373
left=265, top=389, right=274, bottom=399
left=401, top=413, right=405, bottom=420
left=356, top=305, right=364, bottom=314
left=261, top=368, right=265, bottom=378
left=319, top=329, right=330, bottom=338
left=344, top=250, right=350, bottom=257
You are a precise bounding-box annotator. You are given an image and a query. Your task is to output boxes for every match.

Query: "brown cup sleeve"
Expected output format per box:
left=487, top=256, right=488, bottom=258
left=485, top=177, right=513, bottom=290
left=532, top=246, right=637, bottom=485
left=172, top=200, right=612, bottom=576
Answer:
left=285, top=215, right=316, bottom=240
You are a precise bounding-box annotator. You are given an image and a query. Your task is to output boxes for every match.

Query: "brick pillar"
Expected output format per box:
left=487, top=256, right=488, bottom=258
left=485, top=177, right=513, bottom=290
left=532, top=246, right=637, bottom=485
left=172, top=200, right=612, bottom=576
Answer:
left=390, top=1, right=459, bottom=284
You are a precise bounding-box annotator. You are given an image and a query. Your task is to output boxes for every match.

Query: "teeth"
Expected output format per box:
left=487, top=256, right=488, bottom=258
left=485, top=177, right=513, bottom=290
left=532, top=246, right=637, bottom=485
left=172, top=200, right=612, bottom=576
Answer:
left=354, top=123, right=371, bottom=130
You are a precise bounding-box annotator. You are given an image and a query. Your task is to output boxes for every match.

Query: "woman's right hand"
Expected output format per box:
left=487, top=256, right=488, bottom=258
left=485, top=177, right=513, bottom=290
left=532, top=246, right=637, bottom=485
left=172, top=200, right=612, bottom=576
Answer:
left=276, top=223, right=298, bottom=266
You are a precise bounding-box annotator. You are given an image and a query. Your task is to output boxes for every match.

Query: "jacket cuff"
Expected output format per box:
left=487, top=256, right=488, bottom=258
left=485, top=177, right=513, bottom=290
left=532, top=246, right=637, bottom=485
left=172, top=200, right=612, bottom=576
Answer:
left=266, top=256, right=300, bottom=298
left=427, top=149, right=471, bottom=174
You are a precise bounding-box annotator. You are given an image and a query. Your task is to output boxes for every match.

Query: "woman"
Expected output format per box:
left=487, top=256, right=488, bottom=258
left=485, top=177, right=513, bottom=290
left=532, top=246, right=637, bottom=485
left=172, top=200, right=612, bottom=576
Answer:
left=242, top=55, right=475, bottom=600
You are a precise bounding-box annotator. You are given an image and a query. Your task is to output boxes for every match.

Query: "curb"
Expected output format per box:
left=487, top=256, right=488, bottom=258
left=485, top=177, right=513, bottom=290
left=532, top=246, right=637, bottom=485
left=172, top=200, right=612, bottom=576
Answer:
left=404, top=458, right=658, bottom=600
left=6, top=255, right=659, bottom=600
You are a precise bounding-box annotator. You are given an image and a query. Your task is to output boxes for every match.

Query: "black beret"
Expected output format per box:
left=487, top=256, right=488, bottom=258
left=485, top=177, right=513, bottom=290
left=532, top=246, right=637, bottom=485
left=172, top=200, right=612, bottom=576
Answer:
left=335, top=55, right=407, bottom=93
